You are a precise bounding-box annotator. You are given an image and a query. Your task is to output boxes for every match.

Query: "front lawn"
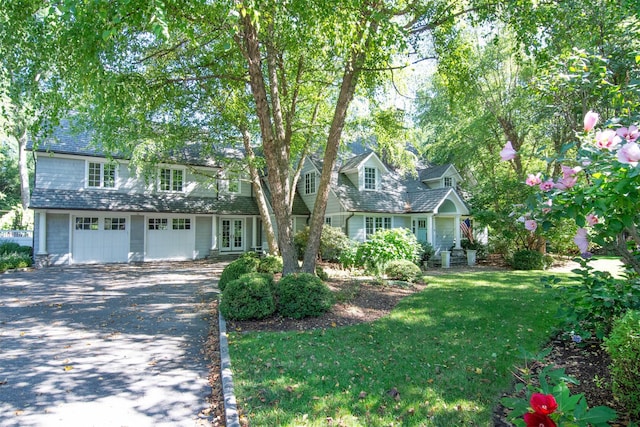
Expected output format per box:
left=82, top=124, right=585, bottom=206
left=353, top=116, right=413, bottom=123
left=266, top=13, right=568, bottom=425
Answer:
left=228, top=271, right=576, bottom=426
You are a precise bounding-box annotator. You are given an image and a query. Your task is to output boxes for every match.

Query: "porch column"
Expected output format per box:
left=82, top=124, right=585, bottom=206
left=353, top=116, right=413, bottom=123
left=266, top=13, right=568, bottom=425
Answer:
left=252, top=216, right=257, bottom=250
left=426, top=214, right=434, bottom=245
left=454, top=215, right=462, bottom=249
left=211, top=215, right=218, bottom=250
left=37, top=211, right=48, bottom=255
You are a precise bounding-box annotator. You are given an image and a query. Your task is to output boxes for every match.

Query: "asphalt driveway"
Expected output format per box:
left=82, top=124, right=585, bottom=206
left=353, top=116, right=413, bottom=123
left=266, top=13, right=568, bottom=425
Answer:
left=0, top=261, right=224, bottom=427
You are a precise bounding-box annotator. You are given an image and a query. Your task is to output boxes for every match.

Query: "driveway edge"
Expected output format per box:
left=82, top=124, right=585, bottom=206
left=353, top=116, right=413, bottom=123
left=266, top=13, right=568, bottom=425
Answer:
left=219, top=308, right=240, bottom=427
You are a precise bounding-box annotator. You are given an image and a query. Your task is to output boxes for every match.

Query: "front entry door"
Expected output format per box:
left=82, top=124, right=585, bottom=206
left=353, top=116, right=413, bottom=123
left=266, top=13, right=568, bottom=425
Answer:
left=221, top=219, right=244, bottom=251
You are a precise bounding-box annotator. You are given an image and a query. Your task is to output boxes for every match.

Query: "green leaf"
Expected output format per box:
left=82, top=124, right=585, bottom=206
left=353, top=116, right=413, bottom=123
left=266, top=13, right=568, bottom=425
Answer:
left=579, top=406, right=617, bottom=426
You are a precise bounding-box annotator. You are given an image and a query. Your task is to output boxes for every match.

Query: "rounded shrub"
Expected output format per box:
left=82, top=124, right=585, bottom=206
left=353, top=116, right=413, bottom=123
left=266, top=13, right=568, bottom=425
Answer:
left=219, top=273, right=276, bottom=320
left=294, top=225, right=351, bottom=262
left=604, top=310, right=640, bottom=418
left=355, top=228, right=422, bottom=274
left=218, top=254, right=260, bottom=291
left=277, top=273, right=333, bottom=319
left=385, top=259, right=422, bottom=282
left=257, top=255, right=283, bottom=274
left=511, top=249, right=545, bottom=270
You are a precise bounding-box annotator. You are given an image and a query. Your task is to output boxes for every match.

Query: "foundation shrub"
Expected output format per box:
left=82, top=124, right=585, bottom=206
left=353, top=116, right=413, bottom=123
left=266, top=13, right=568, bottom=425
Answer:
left=277, top=273, right=333, bottom=319
left=219, top=273, right=276, bottom=320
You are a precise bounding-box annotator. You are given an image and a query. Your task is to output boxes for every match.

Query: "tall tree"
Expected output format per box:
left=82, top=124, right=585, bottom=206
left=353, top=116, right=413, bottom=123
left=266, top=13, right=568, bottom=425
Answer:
left=2, top=0, right=502, bottom=274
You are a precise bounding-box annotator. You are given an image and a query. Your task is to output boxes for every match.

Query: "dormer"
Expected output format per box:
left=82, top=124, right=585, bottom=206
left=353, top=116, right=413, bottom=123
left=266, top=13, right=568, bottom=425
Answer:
left=419, top=164, right=462, bottom=189
left=339, top=151, right=389, bottom=192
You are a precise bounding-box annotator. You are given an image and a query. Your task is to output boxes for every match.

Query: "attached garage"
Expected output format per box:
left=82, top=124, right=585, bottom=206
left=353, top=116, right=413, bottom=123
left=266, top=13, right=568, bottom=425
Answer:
left=71, top=215, right=130, bottom=264
left=145, top=215, right=196, bottom=261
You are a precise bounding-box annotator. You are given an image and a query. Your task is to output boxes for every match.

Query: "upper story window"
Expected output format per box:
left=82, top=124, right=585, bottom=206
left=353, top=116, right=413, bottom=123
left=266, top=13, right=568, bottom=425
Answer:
left=444, top=176, right=454, bottom=188
left=364, top=167, right=378, bottom=190
left=159, top=168, right=183, bottom=192
left=304, top=172, right=317, bottom=195
left=87, top=162, right=116, bottom=188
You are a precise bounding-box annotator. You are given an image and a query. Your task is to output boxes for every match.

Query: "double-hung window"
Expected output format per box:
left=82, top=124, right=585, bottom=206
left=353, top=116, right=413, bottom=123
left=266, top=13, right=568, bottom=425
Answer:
left=159, top=168, right=183, bottom=192
left=364, top=167, right=378, bottom=190
left=304, top=172, right=317, bottom=195
left=365, top=216, right=391, bottom=238
left=87, top=162, right=116, bottom=188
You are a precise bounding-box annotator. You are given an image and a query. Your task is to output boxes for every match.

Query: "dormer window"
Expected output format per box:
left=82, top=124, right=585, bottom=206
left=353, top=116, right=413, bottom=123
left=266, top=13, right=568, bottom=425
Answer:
left=159, top=168, right=184, bottom=192
left=304, top=172, right=317, bottom=195
left=444, top=177, right=454, bottom=188
left=87, top=162, right=116, bottom=188
left=364, top=167, right=378, bottom=190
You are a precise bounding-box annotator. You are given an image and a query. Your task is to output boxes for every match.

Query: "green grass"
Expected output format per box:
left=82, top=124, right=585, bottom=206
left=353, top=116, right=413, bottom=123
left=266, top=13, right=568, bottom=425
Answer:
left=228, top=271, right=578, bottom=426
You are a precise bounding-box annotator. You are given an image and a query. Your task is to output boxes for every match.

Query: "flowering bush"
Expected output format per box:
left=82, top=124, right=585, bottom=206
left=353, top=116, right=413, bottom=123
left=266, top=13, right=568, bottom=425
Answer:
left=501, top=112, right=640, bottom=337
left=501, top=349, right=617, bottom=426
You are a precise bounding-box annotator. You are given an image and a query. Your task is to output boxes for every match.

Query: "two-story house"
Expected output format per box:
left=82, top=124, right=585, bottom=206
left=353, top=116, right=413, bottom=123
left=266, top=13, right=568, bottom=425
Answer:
left=297, top=151, right=470, bottom=253
left=29, top=122, right=470, bottom=266
left=28, top=121, right=310, bottom=266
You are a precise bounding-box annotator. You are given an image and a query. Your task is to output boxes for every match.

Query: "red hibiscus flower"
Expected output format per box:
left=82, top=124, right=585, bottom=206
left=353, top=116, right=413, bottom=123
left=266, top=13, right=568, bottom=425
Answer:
left=524, top=411, right=557, bottom=427
left=530, top=393, right=558, bottom=415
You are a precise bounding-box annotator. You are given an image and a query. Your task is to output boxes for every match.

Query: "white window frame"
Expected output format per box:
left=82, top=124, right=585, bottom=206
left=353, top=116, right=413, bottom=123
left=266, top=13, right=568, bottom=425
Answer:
left=86, top=161, right=117, bottom=189
left=443, top=176, right=454, bottom=188
left=324, top=217, right=332, bottom=226
left=159, top=167, right=184, bottom=192
left=148, top=218, right=169, bottom=230
left=75, top=217, right=99, bottom=230
left=304, top=172, right=317, bottom=195
left=226, top=172, right=241, bottom=194
left=172, top=218, right=191, bottom=230
left=364, top=216, right=391, bottom=239
left=364, top=166, right=378, bottom=190
left=104, top=217, right=126, bottom=231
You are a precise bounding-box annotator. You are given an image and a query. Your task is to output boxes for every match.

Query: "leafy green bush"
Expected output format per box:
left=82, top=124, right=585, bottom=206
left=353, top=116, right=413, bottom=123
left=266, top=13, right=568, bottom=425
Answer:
left=0, top=252, right=33, bottom=272
left=218, top=253, right=260, bottom=291
left=0, top=242, right=32, bottom=256
left=294, top=225, right=351, bottom=262
left=338, top=242, right=359, bottom=269
left=553, top=260, right=640, bottom=339
left=511, top=249, right=544, bottom=270
left=315, top=266, right=329, bottom=281
left=604, top=310, right=640, bottom=418
left=220, top=273, right=276, bottom=320
left=258, top=255, right=283, bottom=274
left=420, top=241, right=435, bottom=262
left=277, top=273, right=333, bottom=319
left=355, top=228, right=421, bottom=274
left=384, top=259, right=422, bottom=282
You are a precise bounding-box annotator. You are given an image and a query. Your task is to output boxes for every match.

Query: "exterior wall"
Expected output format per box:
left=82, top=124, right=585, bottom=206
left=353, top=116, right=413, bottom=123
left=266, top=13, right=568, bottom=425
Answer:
left=130, top=215, right=145, bottom=262
left=47, top=213, right=71, bottom=265
left=36, top=157, right=85, bottom=190
left=195, top=216, right=213, bottom=259
left=347, top=215, right=365, bottom=242
left=393, top=216, right=410, bottom=229
left=35, top=154, right=221, bottom=197
left=434, top=217, right=455, bottom=253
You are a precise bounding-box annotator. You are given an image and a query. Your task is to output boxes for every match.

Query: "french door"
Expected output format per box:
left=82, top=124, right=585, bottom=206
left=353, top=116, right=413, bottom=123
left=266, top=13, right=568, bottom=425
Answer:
left=221, top=219, right=244, bottom=251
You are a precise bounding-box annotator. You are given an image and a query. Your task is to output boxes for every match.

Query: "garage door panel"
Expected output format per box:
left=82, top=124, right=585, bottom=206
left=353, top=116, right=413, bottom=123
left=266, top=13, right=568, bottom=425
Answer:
left=146, top=216, right=195, bottom=261
left=72, top=216, right=129, bottom=264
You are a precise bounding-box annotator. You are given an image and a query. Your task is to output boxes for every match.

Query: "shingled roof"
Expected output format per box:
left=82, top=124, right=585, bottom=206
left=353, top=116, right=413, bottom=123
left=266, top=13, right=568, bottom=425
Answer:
left=29, top=188, right=262, bottom=215
left=30, top=119, right=227, bottom=168
left=319, top=151, right=467, bottom=214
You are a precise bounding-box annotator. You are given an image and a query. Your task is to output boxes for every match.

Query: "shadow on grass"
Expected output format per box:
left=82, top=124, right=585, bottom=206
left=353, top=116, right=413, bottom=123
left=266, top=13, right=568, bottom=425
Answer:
left=229, top=271, right=577, bottom=426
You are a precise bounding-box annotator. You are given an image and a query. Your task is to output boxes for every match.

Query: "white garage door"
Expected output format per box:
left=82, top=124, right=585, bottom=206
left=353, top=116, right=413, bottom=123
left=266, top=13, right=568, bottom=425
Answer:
left=146, top=216, right=195, bottom=261
left=72, top=216, right=129, bottom=264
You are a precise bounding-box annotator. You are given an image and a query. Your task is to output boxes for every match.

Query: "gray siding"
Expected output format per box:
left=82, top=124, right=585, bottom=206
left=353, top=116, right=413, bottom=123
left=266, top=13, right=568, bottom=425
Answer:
left=393, top=216, right=410, bottom=229
left=130, top=215, right=145, bottom=262
left=36, top=157, right=85, bottom=190
left=47, top=213, right=70, bottom=265
left=195, top=216, right=212, bottom=259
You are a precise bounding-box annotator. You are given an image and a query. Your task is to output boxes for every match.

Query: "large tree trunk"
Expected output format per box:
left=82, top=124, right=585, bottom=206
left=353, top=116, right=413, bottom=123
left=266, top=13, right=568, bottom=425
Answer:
left=17, top=126, right=30, bottom=212
left=241, top=128, right=279, bottom=255
left=239, top=11, right=298, bottom=274
left=301, top=30, right=372, bottom=274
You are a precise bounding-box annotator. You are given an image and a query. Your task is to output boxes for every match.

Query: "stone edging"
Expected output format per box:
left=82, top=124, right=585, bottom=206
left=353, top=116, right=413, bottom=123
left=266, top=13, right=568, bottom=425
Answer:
left=219, top=308, right=240, bottom=427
